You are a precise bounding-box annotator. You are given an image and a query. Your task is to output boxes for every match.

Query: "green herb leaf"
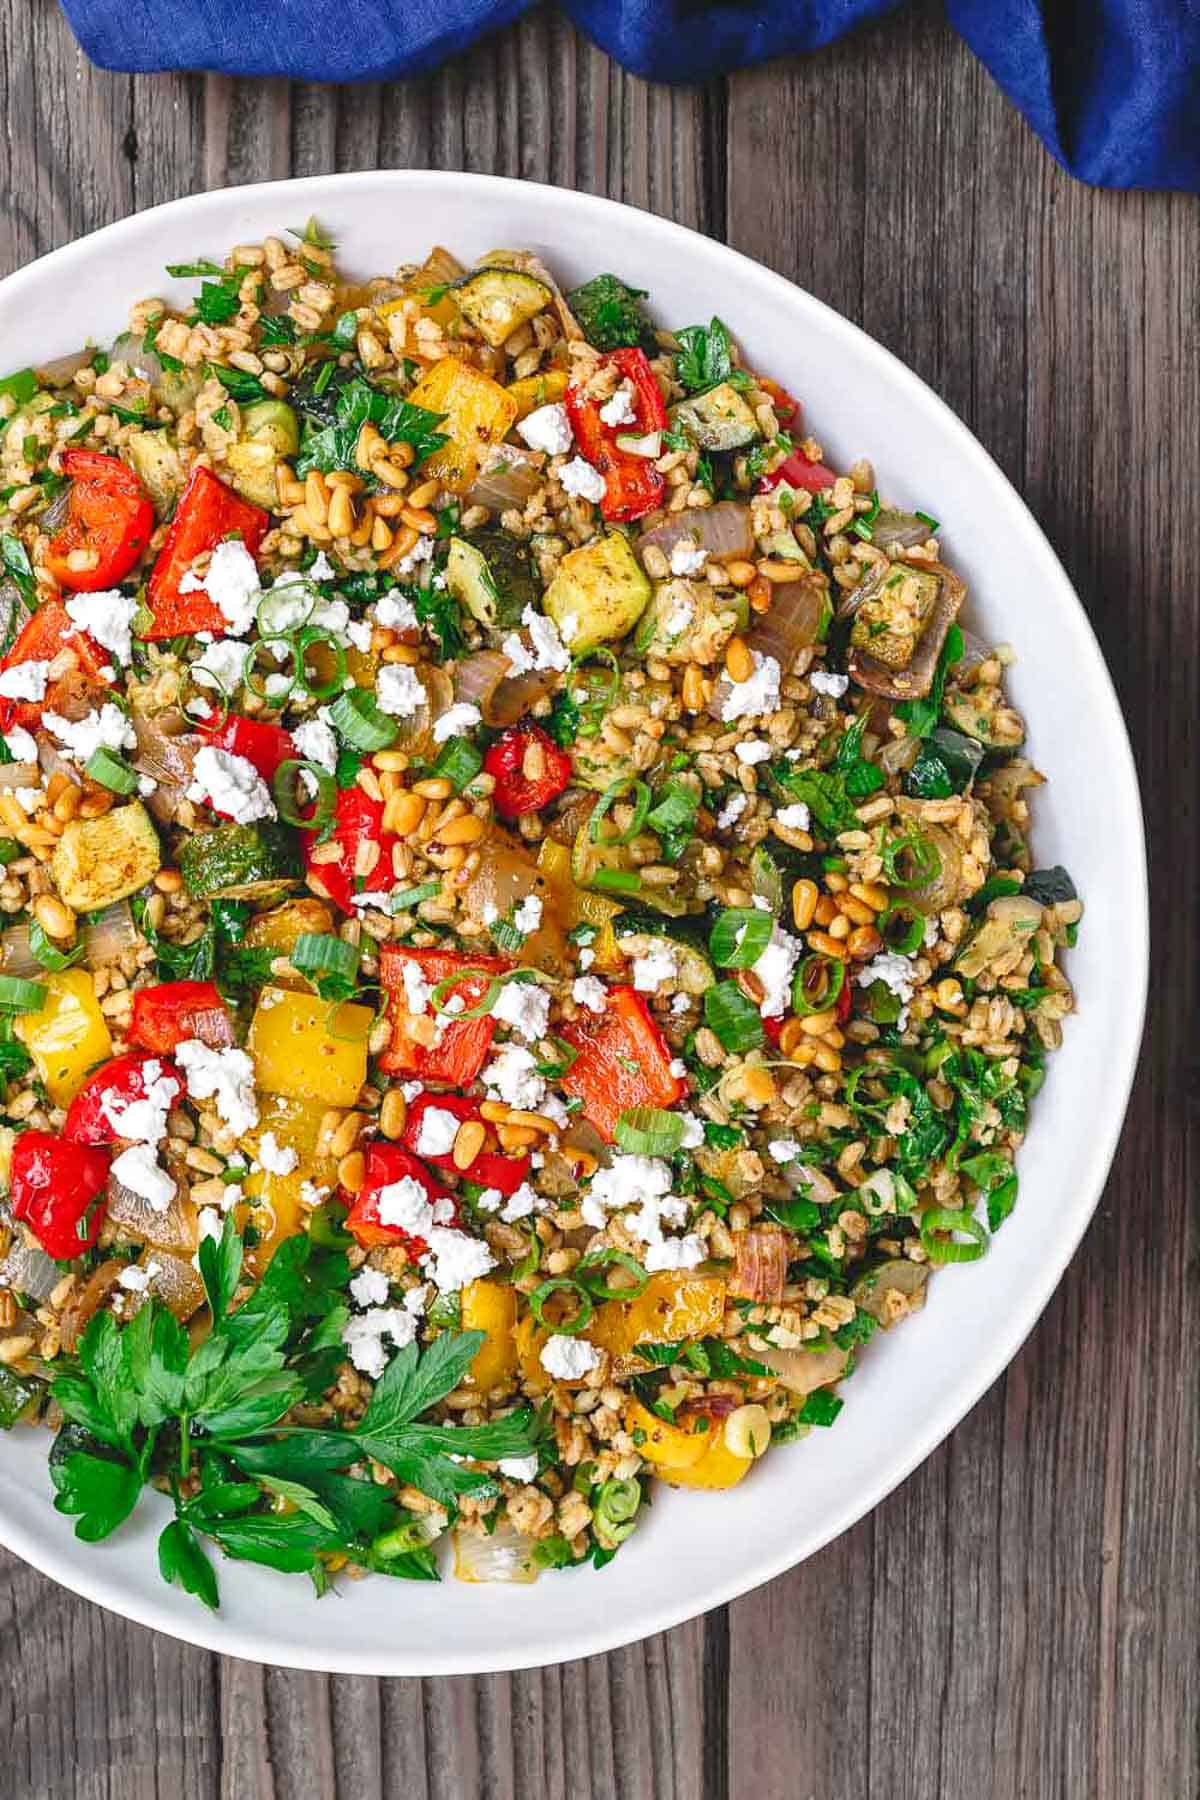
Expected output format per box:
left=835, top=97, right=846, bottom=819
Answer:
left=50, top=1446, right=143, bottom=1541
left=198, top=1211, right=243, bottom=1324
left=672, top=317, right=744, bottom=395
left=565, top=274, right=650, bottom=351
left=158, top=1517, right=219, bottom=1610
left=895, top=623, right=964, bottom=739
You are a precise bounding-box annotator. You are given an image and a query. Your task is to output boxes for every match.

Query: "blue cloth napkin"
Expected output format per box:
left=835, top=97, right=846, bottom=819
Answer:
left=60, top=0, right=1200, bottom=191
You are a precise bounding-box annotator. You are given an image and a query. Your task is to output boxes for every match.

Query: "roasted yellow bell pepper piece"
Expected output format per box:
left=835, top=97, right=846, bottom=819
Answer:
left=15, top=969, right=113, bottom=1106
left=654, top=1422, right=753, bottom=1490
left=247, top=986, right=372, bottom=1108
left=514, top=1313, right=551, bottom=1391
left=626, top=1399, right=710, bottom=1472
left=462, top=1278, right=519, bottom=1390
left=536, top=840, right=624, bottom=971
left=241, top=1094, right=338, bottom=1270
left=588, top=1274, right=727, bottom=1357
left=506, top=368, right=569, bottom=419
left=376, top=249, right=463, bottom=333
left=245, top=898, right=334, bottom=955
left=407, top=356, right=518, bottom=493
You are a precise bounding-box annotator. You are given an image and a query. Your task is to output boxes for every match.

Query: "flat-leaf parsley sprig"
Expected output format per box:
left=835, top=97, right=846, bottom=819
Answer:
left=48, top=1218, right=539, bottom=1609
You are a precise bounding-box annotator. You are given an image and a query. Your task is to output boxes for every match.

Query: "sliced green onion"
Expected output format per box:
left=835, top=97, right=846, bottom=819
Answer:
left=592, top=867, right=642, bottom=894
left=0, top=839, right=21, bottom=867
left=590, top=775, right=651, bottom=846
left=882, top=829, right=941, bottom=890
left=797, top=1390, right=843, bottom=1427
left=703, top=981, right=764, bottom=1053
left=292, top=932, right=359, bottom=982
left=271, top=758, right=336, bottom=829
left=243, top=635, right=299, bottom=702
left=389, top=879, right=440, bottom=912
left=528, top=1276, right=594, bottom=1336
left=328, top=688, right=398, bottom=752
left=296, top=627, right=347, bottom=700
left=593, top=1476, right=641, bottom=1548
left=428, top=966, right=550, bottom=1020
left=28, top=918, right=84, bottom=973
left=574, top=1248, right=650, bottom=1301
left=708, top=907, right=772, bottom=970
left=257, top=580, right=315, bottom=638
left=568, top=648, right=620, bottom=737
left=83, top=747, right=139, bottom=795
left=915, top=510, right=940, bottom=532
left=433, top=737, right=483, bottom=792
left=791, top=953, right=846, bottom=1016
left=613, top=1106, right=685, bottom=1156
left=0, top=974, right=47, bottom=1012
left=879, top=902, right=925, bottom=956
left=919, top=1207, right=988, bottom=1264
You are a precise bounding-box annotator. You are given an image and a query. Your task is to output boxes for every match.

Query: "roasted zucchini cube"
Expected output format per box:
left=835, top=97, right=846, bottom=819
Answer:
left=454, top=267, right=553, bottom=348
left=50, top=801, right=161, bottom=912
left=542, top=530, right=652, bottom=655
left=849, top=561, right=941, bottom=669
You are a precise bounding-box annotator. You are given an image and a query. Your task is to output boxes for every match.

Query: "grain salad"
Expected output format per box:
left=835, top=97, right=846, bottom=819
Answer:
left=0, top=225, right=1082, bottom=1604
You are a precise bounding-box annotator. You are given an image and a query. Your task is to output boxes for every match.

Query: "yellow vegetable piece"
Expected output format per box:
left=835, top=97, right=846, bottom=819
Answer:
left=588, top=1274, right=727, bottom=1358
left=535, top=839, right=625, bottom=960
left=304, top=636, right=378, bottom=693
left=406, top=356, right=518, bottom=493
left=514, top=1313, right=551, bottom=1391
left=245, top=898, right=335, bottom=955
left=241, top=1094, right=338, bottom=1270
left=654, top=1422, right=753, bottom=1491
left=15, top=969, right=113, bottom=1106
left=506, top=368, right=569, bottom=419
left=247, top=986, right=372, bottom=1108
left=543, top=531, right=652, bottom=656
left=626, top=1399, right=710, bottom=1472
left=378, top=248, right=464, bottom=332
left=50, top=801, right=161, bottom=912
left=461, top=1279, right=519, bottom=1390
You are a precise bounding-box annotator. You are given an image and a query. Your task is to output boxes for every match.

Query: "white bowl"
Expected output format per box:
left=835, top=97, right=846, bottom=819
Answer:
left=0, top=171, right=1147, bottom=1675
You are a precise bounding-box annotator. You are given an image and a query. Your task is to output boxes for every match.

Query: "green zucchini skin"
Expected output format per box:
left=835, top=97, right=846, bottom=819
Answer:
left=179, top=821, right=303, bottom=901
left=445, top=530, right=540, bottom=632
left=669, top=382, right=761, bottom=452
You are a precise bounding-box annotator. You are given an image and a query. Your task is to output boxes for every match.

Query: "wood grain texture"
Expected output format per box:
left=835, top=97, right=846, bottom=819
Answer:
left=0, top=2, right=1195, bottom=1796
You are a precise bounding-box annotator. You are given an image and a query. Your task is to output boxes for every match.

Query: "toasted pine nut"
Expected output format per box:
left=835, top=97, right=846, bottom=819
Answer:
left=800, top=1010, right=837, bottom=1037
left=497, top=1124, right=539, bottom=1152
left=839, top=895, right=875, bottom=927
left=935, top=978, right=965, bottom=1011
left=355, top=422, right=386, bottom=471
left=387, top=441, right=416, bottom=470
left=827, top=913, right=850, bottom=941
left=350, top=502, right=375, bottom=547
left=356, top=766, right=383, bottom=802
left=452, top=1120, right=487, bottom=1170
left=327, top=485, right=355, bottom=538
left=406, top=477, right=439, bottom=508
left=811, top=1044, right=842, bottom=1074
left=329, top=1112, right=365, bottom=1160
left=791, top=878, right=819, bottom=932
left=326, top=470, right=364, bottom=493
left=33, top=894, right=75, bottom=940
left=304, top=470, right=329, bottom=526
left=504, top=1110, right=557, bottom=1134
left=756, top=559, right=803, bottom=582
left=317, top=1109, right=345, bottom=1154
left=412, top=777, right=453, bottom=800
left=400, top=505, right=437, bottom=534
left=850, top=880, right=889, bottom=912
left=777, top=1017, right=806, bottom=1057
left=371, top=457, right=411, bottom=489
left=379, top=1089, right=408, bottom=1140
left=480, top=1100, right=512, bottom=1124
left=337, top=1151, right=366, bottom=1193
left=376, top=526, right=420, bottom=570
left=682, top=664, right=708, bottom=713
left=847, top=925, right=882, bottom=960
left=52, top=786, right=82, bottom=823
left=384, top=790, right=426, bottom=836
left=372, top=492, right=407, bottom=518
left=748, top=577, right=772, bottom=614
left=373, top=750, right=410, bottom=773
left=806, top=929, right=845, bottom=959
left=788, top=1040, right=817, bottom=1068
left=825, top=870, right=849, bottom=893
left=436, top=814, right=484, bottom=846
left=813, top=895, right=839, bottom=927
left=154, top=868, right=183, bottom=893
left=371, top=514, right=394, bottom=552
left=724, top=635, right=754, bottom=683
left=724, top=559, right=757, bottom=588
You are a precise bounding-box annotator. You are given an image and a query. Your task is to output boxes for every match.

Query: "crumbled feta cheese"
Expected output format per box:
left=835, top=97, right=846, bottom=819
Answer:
left=768, top=1139, right=801, bottom=1164
left=349, top=1266, right=391, bottom=1308
left=856, top=952, right=918, bottom=1027
left=187, top=746, right=276, bottom=824
left=376, top=1175, right=437, bottom=1236
left=421, top=1226, right=495, bottom=1294
left=258, top=1131, right=299, bottom=1177
left=342, top=617, right=372, bottom=653
left=194, top=637, right=248, bottom=694
left=752, top=925, right=803, bottom=1018
left=492, top=979, right=551, bottom=1042
left=342, top=1305, right=418, bottom=1379
left=299, top=1179, right=329, bottom=1207
left=391, top=534, right=435, bottom=579
left=578, top=946, right=596, bottom=970
left=720, top=650, right=782, bottom=722
left=716, top=791, right=748, bottom=830
left=401, top=960, right=432, bottom=1015
left=2, top=727, right=37, bottom=762
left=572, top=976, right=607, bottom=1014
left=582, top=1153, right=672, bottom=1231
left=13, top=786, right=41, bottom=814
left=497, top=1452, right=540, bottom=1483
left=644, top=1234, right=705, bottom=1272
left=110, top=1143, right=176, bottom=1213
left=291, top=717, right=338, bottom=772
left=117, top=1260, right=161, bottom=1293
left=734, top=739, right=772, bottom=766
left=403, top=1284, right=429, bottom=1316
left=0, top=661, right=49, bottom=702
left=924, top=916, right=939, bottom=948
left=540, top=1334, right=601, bottom=1380
left=350, top=890, right=393, bottom=913
left=195, top=1207, right=223, bottom=1247
left=776, top=801, right=812, bottom=832
left=374, top=591, right=419, bottom=631
left=102, top=1060, right=177, bottom=1145
left=599, top=384, right=638, bottom=427
left=517, top=401, right=573, bottom=454
left=377, top=663, right=428, bottom=719
left=415, top=1105, right=462, bottom=1158
left=43, top=703, right=136, bottom=766
left=174, top=1039, right=259, bottom=1136
left=558, top=457, right=606, bottom=503
left=500, top=632, right=534, bottom=675
left=432, top=702, right=481, bottom=744
left=498, top=1181, right=542, bottom=1224
left=476, top=1187, right=504, bottom=1214
left=809, top=670, right=850, bottom=698
left=307, top=551, right=337, bottom=582
left=482, top=1044, right=546, bottom=1111
left=520, top=605, right=570, bottom=672
left=669, top=539, right=708, bottom=577
left=179, top=539, right=261, bottom=635
left=669, top=1058, right=688, bottom=1079
left=678, top=1112, right=706, bottom=1149
left=64, top=589, right=138, bottom=665
left=631, top=942, right=677, bottom=993
left=663, top=595, right=695, bottom=636
left=513, top=894, right=543, bottom=934
left=670, top=992, right=691, bottom=1014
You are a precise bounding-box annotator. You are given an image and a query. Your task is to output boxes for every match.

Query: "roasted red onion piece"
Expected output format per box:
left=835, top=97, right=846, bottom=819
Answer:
left=465, top=446, right=545, bottom=514
left=455, top=650, right=558, bottom=728
left=846, top=559, right=965, bottom=701
left=639, top=501, right=754, bottom=564
left=746, top=573, right=829, bottom=669
left=728, top=1228, right=788, bottom=1304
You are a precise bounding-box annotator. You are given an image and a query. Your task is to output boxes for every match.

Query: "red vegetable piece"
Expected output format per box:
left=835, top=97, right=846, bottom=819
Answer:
left=43, top=449, right=155, bottom=593
left=565, top=347, right=668, bottom=524
left=10, top=1130, right=111, bottom=1260
left=558, top=984, right=685, bottom=1142
left=306, top=787, right=398, bottom=914
left=344, top=1142, right=458, bottom=1251
left=756, top=377, right=801, bottom=432
left=128, top=981, right=235, bottom=1055
left=483, top=723, right=571, bottom=819
left=836, top=972, right=852, bottom=1023
left=202, top=713, right=297, bottom=785
left=399, top=1091, right=531, bottom=1195
left=758, top=450, right=836, bottom=495
left=144, top=465, right=269, bottom=639
left=377, top=947, right=512, bottom=1086
left=63, top=1052, right=184, bottom=1146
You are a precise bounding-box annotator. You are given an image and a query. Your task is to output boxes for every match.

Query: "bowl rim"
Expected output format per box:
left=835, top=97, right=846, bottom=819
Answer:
left=0, top=168, right=1148, bottom=1674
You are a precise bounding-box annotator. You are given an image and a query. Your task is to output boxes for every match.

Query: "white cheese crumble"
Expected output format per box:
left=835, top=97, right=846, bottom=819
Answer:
left=291, top=717, right=338, bottom=772
left=517, top=401, right=573, bottom=455
left=499, top=1181, right=544, bottom=1225
left=432, top=701, right=482, bottom=744
left=174, top=1039, right=259, bottom=1136
left=558, top=457, right=606, bottom=503
left=734, top=739, right=772, bottom=766
left=415, top=1105, right=462, bottom=1158
left=855, top=951, right=918, bottom=1027
left=598, top=384, right=638, bottom=427
left=187, top=745, right=276, bottom=824
left=631, top=942, right=677, bottom=993
left=716, top=791, right=748, bottom=830
left=64, top=589, right=138, bottom=665
left=13, top=787, right=41, bottom=814
left=374, top=591, right=419, bottom=631
left=102, top=1059, right=177, bottom=1145
left=497, top=1452, right=540, bottom=1483
left=258, top=1131, right=299, bottom=1177
left=377, top=663, right=428, bottom=718
left=492, top=979, right=551, bottom=1042
left=349, top=1267, right=390, bottom=1308
left=720, top=650, right=782, bottom=722
left=768, top=1139, right=801, bottom=1164
left=117, top=1260, right=161, bottom=1293
left=193, top=638, right=248, bottom=694
left=482, top=1044, right=546, bottom=1111
left=520, top=605, right=571, bottom=672
left=663, top=595, right=695, bottom=636
left=342, top=1305, right=418, bottom=1379
left=421, top=1226, right=495, bottom=1294
left=512, top=894, right=543, bottom=934
left=644, top=1234, right=705, bottom=1272
left=391, top=533, right=435, bottom=580
left=809, top=670, right=850, bottom=698
left=571, top=975, right=608, bottom=1014
left=2, top=727, right=37, bottom=762
left=43, top=703, right=136, bottom=766
left=670, top=992, right=691, bottom=1014
left=668, top=539, right=708, bottom=577
left=377, top=1175, right=447, bottom=1237
left=401, top=959, right=432, bottom=1014
left=752, top=925, right=804, bottom=1018
left=776, top=801, right=812, bottom=832
left=110, top=1143, right=176, bottom=1213
left=540, top=1334, right=601, bottom=1380
left=500, top=632, right=533, bottom=675
left=0, top=660, right=49, bottom=702
left=178, top=539, right=261, bottom=635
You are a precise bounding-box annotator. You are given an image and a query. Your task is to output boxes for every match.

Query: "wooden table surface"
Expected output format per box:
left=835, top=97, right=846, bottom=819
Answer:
left=0, top=2, right=1195, bottom=1795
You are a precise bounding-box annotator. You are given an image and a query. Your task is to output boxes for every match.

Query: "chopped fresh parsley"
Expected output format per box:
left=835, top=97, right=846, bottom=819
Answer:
left=565, top=274, right=650, bottom=351
left=672, top=317, right=750, bottom=396
left=294, top=374, right=447, bottom=479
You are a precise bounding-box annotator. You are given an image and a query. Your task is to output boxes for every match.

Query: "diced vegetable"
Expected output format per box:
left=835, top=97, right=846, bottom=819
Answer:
left=626, top=1399, right=710, bottom=1471
left=15, top=969, right=113, bottom=1105
left=588, top=1273, right=727, bottom=1355
left=453, top=266, right=553, bottom=347
left=400, top=1091, right=531, bottom=1195
left=505, top=368, right=569, bottom=418
left=125, top=430, right=185, bottom=515
left=652, top=1421, right=753, bottom=1490
left=565, top=348, right=668, bottom=523
left=63, top=1052, right=184, bottom=1145
left=244, top=897, right=334, bottom=955
left=559, top=985, right=684, bottom=1142
left=43, top=450, right=155, bottom=592
left=845, top=558, right=966, bottom=701
left=484, top=723, right=572, bottom=818
left=304, top=787, right=397, bottom=914
left=461, top=1279, right=519, bottom=1390
left=10, top=1130, right=110, bottom=1259
left=241, top=1093, right=337, bottom=1269
left=445, top=531, right=540, bottom=633
left=247, top=985, right=373, bottom=1107
left=344, top=1142, right=455, bottom=1250
left=543, top=530, right=652, bottom=655
left=143, top=464, right=269, bottom=639
left=0, top=1364, right=41, bottom=1429
left=851, top=1258, right=930, bottom=1325
left=179, top=820, right=302, bottom=902
left=406, top=356, right=518, bottom=493
left=129, top=980, right=234, bottom=1053
left=669, top=381, right=760, bottom=452
left=50, top=801, right=161, bottom=913
left=378, top=947, right=512, bottom=1084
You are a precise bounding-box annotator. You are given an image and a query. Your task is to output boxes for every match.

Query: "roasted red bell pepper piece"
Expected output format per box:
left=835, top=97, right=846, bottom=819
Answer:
left=0, top=598, right=114, bottom=731
left=144, top=465, right=269, bottom=639
left=559, top=984, right=685, bottom=1142
left=128, top=981, right=235, bottom=1055
left=483, top=723, right=571, bottom=819
left=344, top=1142, right=458, bottom=1251
left=63, top=1052, right=184, bottom=1146
left=378, top=947, right=512, bottom=1085
left=565, top=347, right=668, bottom=523
left=10, top=1130, right=111, bottom=1259
left=756, top=377, right=800, bottom=432
left=305, top=787, right=398, bottom=914
left=400, top=1091, right=531, bottom=1196
left=43, top=450, right=155, bottom=593
left=758, top=449, right=836, bottom=495
left=202, top=714, right=297, bottom=784
left=836, top=969, right=852, bottom=1023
